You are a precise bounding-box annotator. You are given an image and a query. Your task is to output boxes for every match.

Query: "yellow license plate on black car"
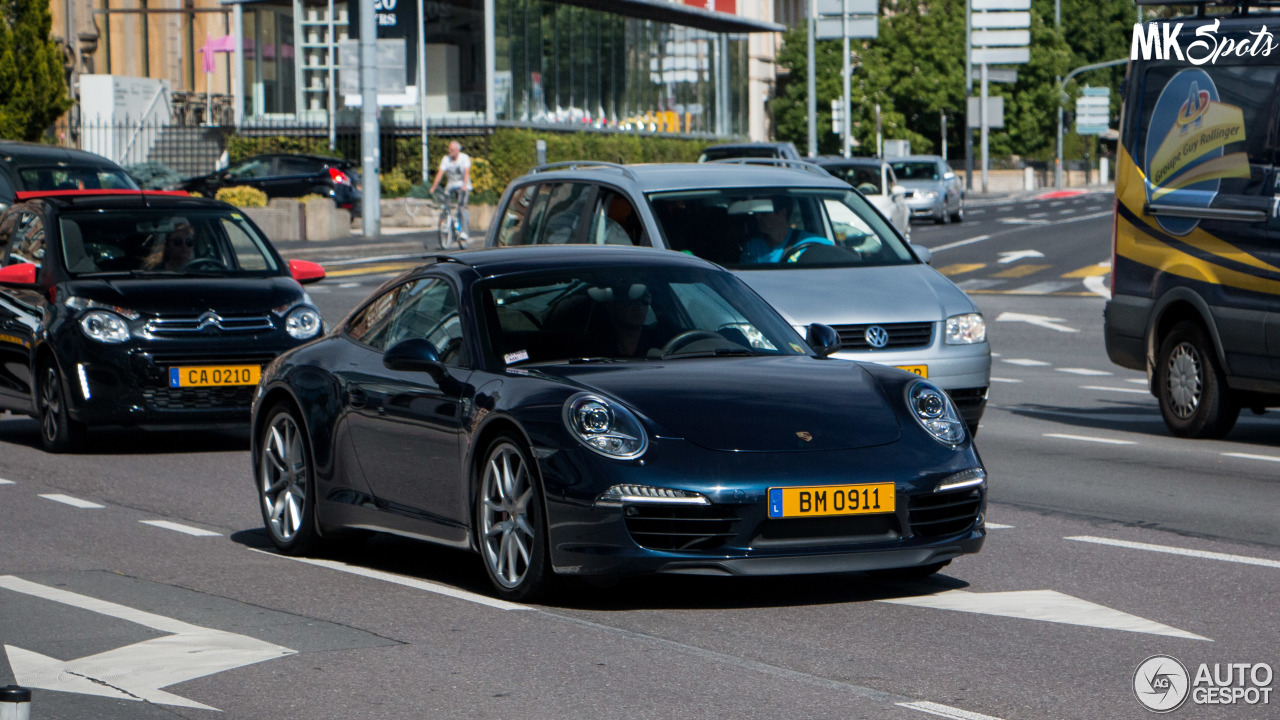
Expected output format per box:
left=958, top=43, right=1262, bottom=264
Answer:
left=896, top=365, right=928, bottom=378
left=168, top=365, right=261, bottom=388
left=767, top=483, right=895, bottom=518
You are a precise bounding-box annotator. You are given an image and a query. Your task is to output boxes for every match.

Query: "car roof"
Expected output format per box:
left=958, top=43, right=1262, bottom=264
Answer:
left=432, top=244, right=722, bottom=279
left=888, top=155, right=945, bottom=163
left=249, top=153, right=348, bottom=164
left=521, top=162, right=849, bottom=193
left=813, top=156, right=884, bottom=167
left=23, top=192, right=235, bottom=213
left=0, top=142, right=128, bottom=170
left=702, top=142, right=795, bottom=151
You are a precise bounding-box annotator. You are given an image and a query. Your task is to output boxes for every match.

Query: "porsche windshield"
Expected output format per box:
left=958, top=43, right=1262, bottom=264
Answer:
left=59, top=209, right=279, bottom=277
left=647, top=188, right=915, bottom=270
left=482, top=265, right=808, bottom=365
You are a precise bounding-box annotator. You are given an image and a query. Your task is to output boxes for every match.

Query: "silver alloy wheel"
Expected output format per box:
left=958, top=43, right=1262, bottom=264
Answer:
left=39, top=366, right=60, bottom=444
left=260, top=413, right=308, bottom=542
left=1166, top=342, right=1203, bottom=419
left=480, top=442, right=535, bottom=589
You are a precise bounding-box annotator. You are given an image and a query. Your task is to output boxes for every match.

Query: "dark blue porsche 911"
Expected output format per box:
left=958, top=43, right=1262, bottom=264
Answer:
left=251, top=245, right=986, bottom=601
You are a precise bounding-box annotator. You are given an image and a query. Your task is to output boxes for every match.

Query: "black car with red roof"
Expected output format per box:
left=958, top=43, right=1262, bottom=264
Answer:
left=0, top=189, right=327, bottom=452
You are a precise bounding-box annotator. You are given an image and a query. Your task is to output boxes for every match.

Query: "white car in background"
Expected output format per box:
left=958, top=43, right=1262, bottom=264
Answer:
left=813, top=157, right=911, bottom=242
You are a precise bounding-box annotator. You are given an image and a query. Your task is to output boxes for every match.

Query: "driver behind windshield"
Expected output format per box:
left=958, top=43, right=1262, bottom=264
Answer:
left=148, top=219, right=197, bottom=270
left=739, top=199, right=832, bottom=265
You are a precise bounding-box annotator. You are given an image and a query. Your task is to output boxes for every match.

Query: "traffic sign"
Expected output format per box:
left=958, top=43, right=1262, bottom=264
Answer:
left=967, top=96, right=1004, bottom=129
left=971, top=29, right=1030, bottom=46
left=817, top=0, right=876, bottom=15
left=816, top=17, right=878, bottom=40
left=970, top=47, right=1030, bottom=65
left=971, top=10, right=1030, bottom=28
left=1076, top=89, right=1110, bottom=135
left=831, top=99, right=843, bottom=134
left=972, top=0, right=1030, bottom=9
left=970, top=68, right=1018, bottom=83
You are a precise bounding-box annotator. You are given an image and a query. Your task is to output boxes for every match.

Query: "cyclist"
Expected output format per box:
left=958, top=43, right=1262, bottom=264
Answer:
left=428, top=141, right=473, bottom=243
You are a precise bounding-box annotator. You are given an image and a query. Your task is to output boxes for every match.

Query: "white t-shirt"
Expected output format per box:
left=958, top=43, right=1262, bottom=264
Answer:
left=439, top=153, right=472, bottom=191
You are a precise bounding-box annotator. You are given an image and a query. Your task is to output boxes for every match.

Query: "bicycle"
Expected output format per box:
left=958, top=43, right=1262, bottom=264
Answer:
left=435, top=189, right=467, bottom=251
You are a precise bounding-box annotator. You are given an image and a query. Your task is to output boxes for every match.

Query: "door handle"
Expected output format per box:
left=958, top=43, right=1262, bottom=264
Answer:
left=346, top=387, right=367, bottom=408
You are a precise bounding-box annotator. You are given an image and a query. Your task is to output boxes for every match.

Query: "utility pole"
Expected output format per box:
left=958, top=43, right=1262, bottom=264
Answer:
left=841, top=0, right=851, bottom=158
left=941, top=111, right=947, bottom=159
left=964, top=0, right=973, bottom=190
left=807, top=0, right=816, bottom=157
left=1054, top=0, right=1062, bottom=187
left=359, top=0, right=381, bottom=235
left=417, top=0, right=429, bottom=182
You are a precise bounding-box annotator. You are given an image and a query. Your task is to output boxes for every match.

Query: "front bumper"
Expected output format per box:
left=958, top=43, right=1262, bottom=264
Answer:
left=539, top=438, right=987, bottom=577
left=906, top=196, right=943, bottom=218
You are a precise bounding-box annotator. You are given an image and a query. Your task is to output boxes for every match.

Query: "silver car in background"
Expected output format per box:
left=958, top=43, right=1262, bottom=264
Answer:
left=812, top=157, right=912, bottom=241
left=888, top=155, right=965, bottom=224
left=485, top=161, right=991, bottom=431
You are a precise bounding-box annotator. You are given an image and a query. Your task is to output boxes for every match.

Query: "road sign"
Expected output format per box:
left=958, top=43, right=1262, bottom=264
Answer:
left=970, top=47, right=1030, bottom=65
left=971, top=10, right=1030, bottom=28
left=1076, top=87, right=1110, bottom=135
left=971, top=29, right=1030, bottom=46
left=339, top=38, right=406, bottom=96
left=967, top=96, right=1004, bottom=128
left=972, top=0, right=1030, bottom=9
left=816, top=17, right=878, bottom=40
left=970, top=68, right=1017, bottom=83
left=816, top=0, right=876, bottom=15
left=830, top=98, right=843, bottom=134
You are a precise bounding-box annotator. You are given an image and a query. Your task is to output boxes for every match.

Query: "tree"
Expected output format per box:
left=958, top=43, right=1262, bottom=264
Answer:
left=0, top=0, right=72, bottom=141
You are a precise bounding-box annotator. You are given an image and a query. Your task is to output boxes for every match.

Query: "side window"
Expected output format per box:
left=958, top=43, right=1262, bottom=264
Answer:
left=7, top=212, right=46, bottom=268
left=533, top=183, right=593, bottom=244
left=383, top=278, right=466, bottom=366
left=346, top=282, right=415, bottom=350
left=277, top=157, right=319, bottom=176
left=496, top=183, right=541, bottom=246
left=227, top=159, right=271, bottom=180
left=586, top=190, right=642, bottom=245
left=221, top=220, right=270, bottom=270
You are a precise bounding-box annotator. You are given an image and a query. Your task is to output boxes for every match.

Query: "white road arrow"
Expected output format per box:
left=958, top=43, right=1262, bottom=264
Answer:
left=879, top=589, right=1209, bottom=641
left=995, top=311, right=1078, bottom=333
left=0, top=575, right=295, bottom=710
left=997, top=250, right=1045, bottom=264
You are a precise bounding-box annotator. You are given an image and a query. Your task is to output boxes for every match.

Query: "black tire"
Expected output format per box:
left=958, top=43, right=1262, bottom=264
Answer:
left=475, top=434, right=554, bottom=602
left=872, top=560, right=950, bottom=580
left=951, top=198, right=964, bottom=223
left=935, top=203, right=950, bottom=225
left=256, top=403, right=322, bottom=554
left=37, top=360, right=86, bottom=453
left=1156, top=321, right=1239, bottom=438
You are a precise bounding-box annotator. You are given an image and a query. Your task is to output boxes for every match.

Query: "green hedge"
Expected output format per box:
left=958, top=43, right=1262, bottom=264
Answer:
left=229, top=128, right=711, bottom=201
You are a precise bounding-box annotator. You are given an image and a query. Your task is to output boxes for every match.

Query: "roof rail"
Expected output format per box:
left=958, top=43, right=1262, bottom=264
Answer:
left=13, top=189, right=190, bottom=201
left=530, top=161, right=639, bottom=181
left=708, top=157, right=833, bottom=178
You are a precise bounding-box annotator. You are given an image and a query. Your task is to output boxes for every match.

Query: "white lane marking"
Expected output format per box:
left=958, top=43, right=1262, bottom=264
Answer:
left=1081, top=384, right=1150, bottom=395
left=38, top=494, right=104, bottom=509
left=0, top=478, right=14, bottom=485
left=322, top=254, right=419, bottom=266
left=0, top=575, right=295, bottom=710
left=1044, top=433, right=1137, bottom=446
left=1057, top=208, right=1075, bottom=214
left=1083, top=275, right=1110, bottom=298
left=997, top=206, right=1013, bottom=212
left=931, top=234, right=990, bottom=252
left=1048, top=201, right=1065, bottom=207
left=1005, top=281, right=1078, bottom=295
left=1057, top=367, right=1113, bottom=376
left=1222, top=452, right=1280, bottom=463
left=1002, top=358, right=1050, bottom=366
left=139, top=520, right=221, bottom=537
left=1067, top=536, right=1280, bottom=570
left=1126, top=378, right=1148, bottom=385
left=1028, top=212, right=1049, bottom=218
left=250, top=549, right=529, bottom=611
left=998, top=218, right=1051, bottom=225
left=879, top=589, right=1208, bottom=640
left=996, top=312, right=1078, bottom=333
left=997, top=249, right=1045, bottom=264
left=898, top=700, right=1007, bottom=720
left=338, top=282, right=362, bottom=289
left=985, top=523, right=1015, bottom=529
left=989, top=377, right=1022, bottom=383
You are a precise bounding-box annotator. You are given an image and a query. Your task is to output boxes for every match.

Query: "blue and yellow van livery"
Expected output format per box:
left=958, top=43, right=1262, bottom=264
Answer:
left=1106, top=7, right=1280, bottom=437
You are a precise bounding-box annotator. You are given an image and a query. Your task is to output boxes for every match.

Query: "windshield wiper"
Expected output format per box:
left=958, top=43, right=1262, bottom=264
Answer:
left=565, top=356, right=622, bottom=364
left=660, top=348, right=761, bottom=360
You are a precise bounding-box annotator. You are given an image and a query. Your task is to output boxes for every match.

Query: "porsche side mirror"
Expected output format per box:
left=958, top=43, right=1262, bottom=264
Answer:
left=806, top=323, right=841, bottom=358
left=0, top=262, right=38, bottom=286
left=289, top=259, right=326, bottom=284
left=383, top=338, right=446, bottom=379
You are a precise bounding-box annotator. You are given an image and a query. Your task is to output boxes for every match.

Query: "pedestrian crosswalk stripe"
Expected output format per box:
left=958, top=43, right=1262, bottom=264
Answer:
left=1061, top=263, right=1111, bottom=278
left=937, top=263, right=986, bottom=276
left=992, top=263, right=1051, bottom=279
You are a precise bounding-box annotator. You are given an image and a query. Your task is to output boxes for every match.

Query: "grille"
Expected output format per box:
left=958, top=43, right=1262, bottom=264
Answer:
left=909, top=488, right=982, bottom=538
left=831, top=322, right=934, bottom=351
left=146, top=313, right=274, bottom=335
left=750, top=514, right=900, bottom=549
left=623, top=504, right=740, bottom=551
left=947, top=387, right=989, bottom=408
left=141, top=385, right=255, bottom=410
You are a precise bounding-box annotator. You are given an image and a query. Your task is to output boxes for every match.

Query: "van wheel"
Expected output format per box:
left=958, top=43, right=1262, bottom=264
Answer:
left=1156, top=322, right=1239, bottom=438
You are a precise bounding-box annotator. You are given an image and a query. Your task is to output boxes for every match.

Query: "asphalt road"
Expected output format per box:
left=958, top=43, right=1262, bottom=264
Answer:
left=1, top=193, right=1276, bottom=720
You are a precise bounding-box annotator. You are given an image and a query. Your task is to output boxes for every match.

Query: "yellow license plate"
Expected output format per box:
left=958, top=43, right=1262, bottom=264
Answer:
left=767, top=483, right=896, bottom=518
left=168, top=365, right=261, bottom=388
left=896, top=365, right=928, bottom=378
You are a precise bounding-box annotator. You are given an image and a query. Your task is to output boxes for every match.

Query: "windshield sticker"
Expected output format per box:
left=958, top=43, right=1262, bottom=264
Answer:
left=1143, top=68, right=1250, bottom=235
left=789, top=343, right=804, bottom=353
left=504, top=350, right=529, bottom=365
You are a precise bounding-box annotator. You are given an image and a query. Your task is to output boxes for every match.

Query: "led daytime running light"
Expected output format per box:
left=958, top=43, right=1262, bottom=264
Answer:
left=594, top=484, right=709, bottom=507
left=936, top=468, right=986, bottom=492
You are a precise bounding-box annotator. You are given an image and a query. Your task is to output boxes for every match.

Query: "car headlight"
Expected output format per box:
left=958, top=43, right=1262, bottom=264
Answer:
left=563, top=392, right=648, bottom=459
left=945, top=313, right=986, bottom=344
left=285, top=306, right=323, bottom=339
left=918, top=190, right=938, bottom=200
left=906, top=380, right=966, bottom=445
left=80, top=310, right=131, bottom=343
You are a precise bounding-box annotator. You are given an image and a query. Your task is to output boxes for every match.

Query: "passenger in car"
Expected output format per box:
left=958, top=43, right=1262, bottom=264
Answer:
left=739, top=200, right=831, bottom=265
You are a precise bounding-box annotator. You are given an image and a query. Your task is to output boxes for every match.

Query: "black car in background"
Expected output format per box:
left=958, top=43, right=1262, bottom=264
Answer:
left=0, top=189, right=327, bottom=452
left=0, top=141, right=139, bottom=212
left=180, top=153, right=362, bottom=215
left=696, top=141, right=802, bottom=163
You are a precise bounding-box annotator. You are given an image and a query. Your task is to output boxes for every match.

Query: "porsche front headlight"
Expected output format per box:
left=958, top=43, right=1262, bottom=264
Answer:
left=563, top=393, right=647, bottom=459
left=906, top=380, right=966, bottom=446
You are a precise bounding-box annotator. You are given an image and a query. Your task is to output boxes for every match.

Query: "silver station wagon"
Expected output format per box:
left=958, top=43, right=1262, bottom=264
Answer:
left=484, top=161, right=991, bottom=431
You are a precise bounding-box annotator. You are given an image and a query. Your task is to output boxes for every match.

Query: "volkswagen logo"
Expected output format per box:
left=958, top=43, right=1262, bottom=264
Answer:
left=864, top=325, right=890, bottom=349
